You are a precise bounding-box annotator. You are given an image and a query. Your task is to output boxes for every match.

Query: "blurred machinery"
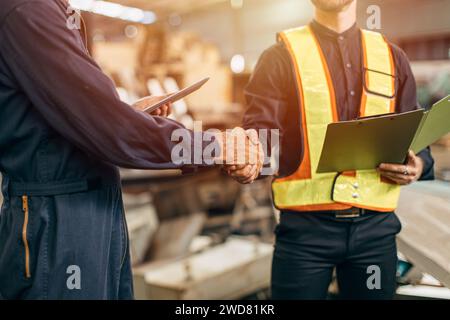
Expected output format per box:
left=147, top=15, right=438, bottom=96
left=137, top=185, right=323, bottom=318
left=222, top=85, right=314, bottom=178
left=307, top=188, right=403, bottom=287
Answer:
left=134, top=237, right=273, bottom=300
left=412, top=60, right=450, bottom=181
left=1, top=0, right=443, bottom=300
left=121, top=167, right=275, bottom=300
left=395, top=181, right=450, bottom=300
left=95, top=23, right=243, bottom=129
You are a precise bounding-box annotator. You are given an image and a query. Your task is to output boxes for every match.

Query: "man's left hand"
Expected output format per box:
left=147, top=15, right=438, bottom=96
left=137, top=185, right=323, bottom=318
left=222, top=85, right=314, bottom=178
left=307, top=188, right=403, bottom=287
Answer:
left=378, top=150, right=424, bottom=185
left=132, top=95, right=172, bottom=117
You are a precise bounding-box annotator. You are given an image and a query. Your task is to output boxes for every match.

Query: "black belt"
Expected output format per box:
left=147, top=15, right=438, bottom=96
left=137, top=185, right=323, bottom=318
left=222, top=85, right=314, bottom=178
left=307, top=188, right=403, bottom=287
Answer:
left=331, top=207, right=369, bottom=218
left=8, top=178, right=104, bottom=197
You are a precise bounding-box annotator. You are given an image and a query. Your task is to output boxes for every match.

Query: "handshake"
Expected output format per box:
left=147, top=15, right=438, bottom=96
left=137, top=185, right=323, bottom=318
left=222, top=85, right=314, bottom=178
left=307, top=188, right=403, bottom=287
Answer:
left=133, top=96, right=265, bottom=184
left=213, top=127, right=265, bottom=184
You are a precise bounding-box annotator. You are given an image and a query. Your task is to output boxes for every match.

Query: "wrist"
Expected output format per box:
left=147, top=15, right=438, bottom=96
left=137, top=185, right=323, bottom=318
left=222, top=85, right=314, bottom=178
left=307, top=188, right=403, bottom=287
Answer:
left=212, top=132, right=226, bottom=165
left=415, top=155, right=425, bottom=179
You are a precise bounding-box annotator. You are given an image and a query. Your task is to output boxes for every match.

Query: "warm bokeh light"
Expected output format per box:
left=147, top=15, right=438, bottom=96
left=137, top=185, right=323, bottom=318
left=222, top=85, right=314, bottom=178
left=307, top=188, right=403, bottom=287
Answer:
left=70, top=0, right=157, bottom=24
left=230, top=54, right=246, bottom=73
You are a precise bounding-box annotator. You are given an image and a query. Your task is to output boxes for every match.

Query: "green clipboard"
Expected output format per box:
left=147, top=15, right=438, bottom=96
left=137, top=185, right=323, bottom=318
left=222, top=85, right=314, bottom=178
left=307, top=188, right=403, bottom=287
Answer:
left=410, top=95, right=450, bottom=153
left=316, top=95, right=450, bottom=173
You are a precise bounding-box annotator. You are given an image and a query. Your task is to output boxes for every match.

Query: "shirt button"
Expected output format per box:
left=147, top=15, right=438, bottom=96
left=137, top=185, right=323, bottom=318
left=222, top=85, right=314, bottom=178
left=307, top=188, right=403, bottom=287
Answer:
left=350, top=90, right=355, bottom=96
left=346, top=63, right=352, bottom=68
left=352, top=193, right=359, bottom=199
left=353, top=182, right=359, bottom=189
left=338, top=36, right=344, bottom=41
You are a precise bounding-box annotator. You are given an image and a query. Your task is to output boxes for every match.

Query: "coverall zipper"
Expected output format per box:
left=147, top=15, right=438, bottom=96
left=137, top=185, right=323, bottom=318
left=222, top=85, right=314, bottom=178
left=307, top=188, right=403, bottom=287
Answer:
left=22, top=196, right=31, bottom=279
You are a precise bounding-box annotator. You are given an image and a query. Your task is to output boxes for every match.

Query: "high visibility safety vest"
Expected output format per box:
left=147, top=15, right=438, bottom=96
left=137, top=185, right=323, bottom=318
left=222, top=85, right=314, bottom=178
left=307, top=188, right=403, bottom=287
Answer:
left=272, top=26, right=400, bottom=212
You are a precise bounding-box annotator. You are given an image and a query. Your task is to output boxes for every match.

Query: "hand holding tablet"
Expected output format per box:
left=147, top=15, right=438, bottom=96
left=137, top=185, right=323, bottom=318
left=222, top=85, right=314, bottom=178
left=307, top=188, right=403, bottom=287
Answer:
left=142, top=77, right=210, bottom=114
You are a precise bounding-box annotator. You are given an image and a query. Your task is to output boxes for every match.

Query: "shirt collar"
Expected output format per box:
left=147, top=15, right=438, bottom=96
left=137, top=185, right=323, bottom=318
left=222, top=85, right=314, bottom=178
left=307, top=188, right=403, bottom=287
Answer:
left=310, top=19, right=360, bottom=40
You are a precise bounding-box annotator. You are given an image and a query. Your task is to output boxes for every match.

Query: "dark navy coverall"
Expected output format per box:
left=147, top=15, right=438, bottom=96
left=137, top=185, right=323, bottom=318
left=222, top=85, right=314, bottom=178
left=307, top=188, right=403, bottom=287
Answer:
left=0, top=0, right=207, bottom=299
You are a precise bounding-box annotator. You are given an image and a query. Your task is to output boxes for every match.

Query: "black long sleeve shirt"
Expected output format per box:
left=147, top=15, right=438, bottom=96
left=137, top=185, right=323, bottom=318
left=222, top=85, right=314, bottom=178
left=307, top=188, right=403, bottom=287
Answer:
left=244, top=21, right=434, bottom=180
left=0, top=0, right=211, bottom=184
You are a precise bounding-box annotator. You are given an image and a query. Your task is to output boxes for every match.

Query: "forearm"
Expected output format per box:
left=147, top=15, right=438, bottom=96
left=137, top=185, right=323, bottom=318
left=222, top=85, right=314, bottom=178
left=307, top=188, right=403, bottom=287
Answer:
left=0, top=1, right=220, bottom=170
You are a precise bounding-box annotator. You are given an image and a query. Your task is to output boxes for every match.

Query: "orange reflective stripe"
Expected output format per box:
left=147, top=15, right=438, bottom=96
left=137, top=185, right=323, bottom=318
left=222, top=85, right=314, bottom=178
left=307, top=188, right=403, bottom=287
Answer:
left=336, top=201, right=395, bottom=213
left=342, top=171, right=357, bottom=177
left=276, top=203, right=351, bottom=212
left=360, top=30, right=369, bottom=117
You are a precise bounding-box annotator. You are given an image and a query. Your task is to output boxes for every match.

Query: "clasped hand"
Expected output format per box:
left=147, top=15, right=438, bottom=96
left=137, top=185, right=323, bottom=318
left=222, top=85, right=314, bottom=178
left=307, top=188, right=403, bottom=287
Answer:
left=132, top=98, right=263, bottom=184
left=215, top=128, right=264, bottom=184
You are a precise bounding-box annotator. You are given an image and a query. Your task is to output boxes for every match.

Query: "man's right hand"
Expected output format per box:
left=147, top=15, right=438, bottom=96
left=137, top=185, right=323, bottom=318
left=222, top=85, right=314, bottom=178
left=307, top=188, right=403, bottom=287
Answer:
left=214, top=128, right=264, bottom=184
left=132, top=95, right=172, bottom=117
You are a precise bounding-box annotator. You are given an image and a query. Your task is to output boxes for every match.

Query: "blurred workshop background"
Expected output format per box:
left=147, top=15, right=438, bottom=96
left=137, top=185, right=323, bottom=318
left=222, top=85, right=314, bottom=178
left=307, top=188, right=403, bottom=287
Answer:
left=4, top=0, right=449, bottom=300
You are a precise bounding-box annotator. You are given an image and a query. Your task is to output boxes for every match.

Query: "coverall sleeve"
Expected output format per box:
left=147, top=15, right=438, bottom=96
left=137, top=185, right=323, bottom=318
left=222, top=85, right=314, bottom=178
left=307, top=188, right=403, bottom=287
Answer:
left=0, top=1, right=211, bottom=170
left=393, top=45, right=435, bottom=181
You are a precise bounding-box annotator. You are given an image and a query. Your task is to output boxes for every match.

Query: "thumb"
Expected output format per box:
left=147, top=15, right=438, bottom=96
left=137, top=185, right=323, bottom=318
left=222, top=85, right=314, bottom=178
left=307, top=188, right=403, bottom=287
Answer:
left=408, top=150, right=417, bottom=165
left=245, top=129, right=260, bottom=146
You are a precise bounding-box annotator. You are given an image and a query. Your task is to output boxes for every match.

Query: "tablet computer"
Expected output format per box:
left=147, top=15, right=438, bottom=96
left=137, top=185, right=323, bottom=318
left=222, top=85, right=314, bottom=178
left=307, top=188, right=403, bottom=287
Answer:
left=143, top=77, right=209, bottom=114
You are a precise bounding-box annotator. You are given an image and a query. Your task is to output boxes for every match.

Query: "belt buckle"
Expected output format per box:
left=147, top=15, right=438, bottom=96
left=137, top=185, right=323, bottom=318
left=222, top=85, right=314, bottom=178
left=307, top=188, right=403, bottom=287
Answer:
left=335, top=208, right=361, bottom=219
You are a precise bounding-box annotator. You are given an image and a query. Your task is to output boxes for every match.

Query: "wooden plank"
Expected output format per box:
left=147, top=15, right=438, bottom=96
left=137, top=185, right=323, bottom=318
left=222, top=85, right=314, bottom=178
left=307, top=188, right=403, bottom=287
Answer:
left=396, top=181, right=450, bottom=288
left=133, top=238, right=273, bottom=300
left=147, top=213, right=207, bottom=261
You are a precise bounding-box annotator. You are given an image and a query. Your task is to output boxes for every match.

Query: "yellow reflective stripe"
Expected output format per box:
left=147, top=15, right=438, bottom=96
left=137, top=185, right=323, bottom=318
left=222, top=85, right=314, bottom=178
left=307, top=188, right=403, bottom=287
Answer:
left=333, top=171, right=401, bottom=211
left=282, top=26, right=334, bottom=178
left=361, top=30, right=395, bottom=116
left=273, top=176, right=336, bottom=208
left=364, top=96, right=391, bottom=117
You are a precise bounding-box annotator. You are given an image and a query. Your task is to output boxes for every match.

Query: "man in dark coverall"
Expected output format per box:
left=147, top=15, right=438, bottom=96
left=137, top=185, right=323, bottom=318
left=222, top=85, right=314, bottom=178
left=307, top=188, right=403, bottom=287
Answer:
left=0, top=0, right=261, bottom=299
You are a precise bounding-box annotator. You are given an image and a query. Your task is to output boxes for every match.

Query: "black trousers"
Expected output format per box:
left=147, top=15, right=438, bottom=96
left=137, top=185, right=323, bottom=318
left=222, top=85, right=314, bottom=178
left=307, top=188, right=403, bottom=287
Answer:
left=271, top=210, right=402, bottom=300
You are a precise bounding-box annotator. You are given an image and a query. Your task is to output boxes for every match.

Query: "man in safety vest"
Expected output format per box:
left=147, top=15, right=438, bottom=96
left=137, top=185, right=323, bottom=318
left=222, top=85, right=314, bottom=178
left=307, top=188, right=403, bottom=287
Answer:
left=230, top=0, right=435, bottom=299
